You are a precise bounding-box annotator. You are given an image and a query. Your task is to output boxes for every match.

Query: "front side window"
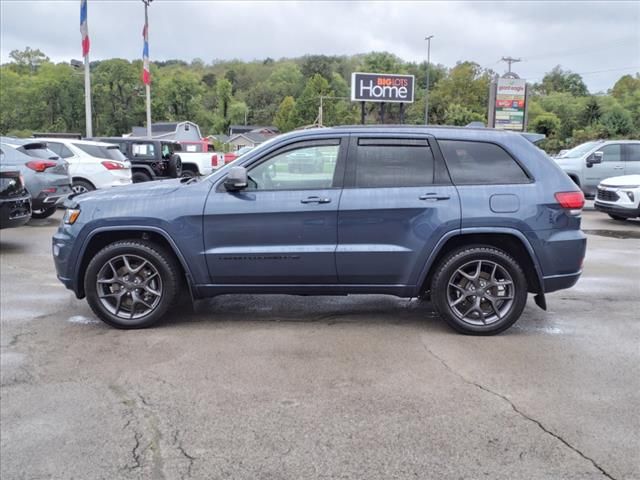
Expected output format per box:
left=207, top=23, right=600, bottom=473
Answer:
left=247, top=143, right=339, bottom=191
left=599, top=144, right=622, bottom=162
left=439, top=140, right=529, bottom=184
left=354, top=138, right=434, bottom=188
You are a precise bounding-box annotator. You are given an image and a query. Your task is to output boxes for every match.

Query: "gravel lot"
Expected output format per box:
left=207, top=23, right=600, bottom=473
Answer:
left=1, top=206, right=639, bottom=480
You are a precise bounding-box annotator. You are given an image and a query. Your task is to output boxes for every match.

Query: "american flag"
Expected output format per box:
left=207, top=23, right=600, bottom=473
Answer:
left=142, top=21, right=150, bottom=85
left=80, top=0, right=90, bottom=57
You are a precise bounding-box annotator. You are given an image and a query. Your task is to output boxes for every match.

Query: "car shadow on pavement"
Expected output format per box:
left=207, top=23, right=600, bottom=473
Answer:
left=0, top=240, right=29, bottom=253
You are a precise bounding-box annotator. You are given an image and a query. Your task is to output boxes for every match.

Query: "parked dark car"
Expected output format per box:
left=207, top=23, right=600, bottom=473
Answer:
left=53, top=126, right=586, bottom=335
left=91, top=138, right=182, bottom=183
left=0, top=165, right=31, bottom=229
left=0, top=138, right=72, bottom=219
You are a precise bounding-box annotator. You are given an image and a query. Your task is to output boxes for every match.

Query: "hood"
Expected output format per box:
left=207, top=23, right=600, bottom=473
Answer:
left=600, top=175, right=640, bottom=188
left=66, top=178, right=186, bottom=207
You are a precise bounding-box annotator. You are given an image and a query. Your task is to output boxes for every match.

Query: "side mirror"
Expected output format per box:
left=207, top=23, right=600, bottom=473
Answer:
left=587, top=151, right=603, bottom=167
left=224, top=166, right=248, bottom=191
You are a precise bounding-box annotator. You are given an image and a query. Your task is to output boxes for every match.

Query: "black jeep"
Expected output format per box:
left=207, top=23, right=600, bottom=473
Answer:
left=92, top=138, right=182, bottom=183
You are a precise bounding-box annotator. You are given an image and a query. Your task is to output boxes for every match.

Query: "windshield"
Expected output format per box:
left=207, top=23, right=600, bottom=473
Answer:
left=74, top=143, right=127, bottom=161
left=558, top=141, right=600, bottom=158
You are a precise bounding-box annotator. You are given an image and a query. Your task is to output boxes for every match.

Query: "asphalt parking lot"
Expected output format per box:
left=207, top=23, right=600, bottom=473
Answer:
left=1, top=206, right=638, bottom=480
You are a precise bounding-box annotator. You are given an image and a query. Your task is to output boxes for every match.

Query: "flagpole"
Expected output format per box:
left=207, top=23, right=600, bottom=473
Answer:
left=143, top=0, right=152, bottom=138
left=80, top=0, right=93, bottom=137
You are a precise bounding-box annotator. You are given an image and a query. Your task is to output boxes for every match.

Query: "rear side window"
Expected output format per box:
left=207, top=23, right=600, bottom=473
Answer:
left=74, top=144, right=127, bottom=161
left=439, top=140, right=529, bottom=184
left=624, top=144, right=640, bottom=162
left=354, top=138, right=434, bottom=188
left=47, top=142, right=74, bottom=158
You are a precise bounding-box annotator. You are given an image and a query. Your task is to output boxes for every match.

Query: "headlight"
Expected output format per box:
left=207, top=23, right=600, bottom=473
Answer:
left=63, top=208, right=81, bottom=225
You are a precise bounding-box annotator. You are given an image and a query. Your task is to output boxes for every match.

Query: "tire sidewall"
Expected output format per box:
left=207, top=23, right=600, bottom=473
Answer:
left=432, top=246, right=528, bottom=335
left=132, top=171, right=151, bottom=183
left=84, top=241, right=179, bottom=329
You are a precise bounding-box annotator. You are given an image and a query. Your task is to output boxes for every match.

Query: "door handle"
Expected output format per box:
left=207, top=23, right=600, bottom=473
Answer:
left=419, top=193, right=450, bottom=201
left=301, top=196, right=331, bottom=204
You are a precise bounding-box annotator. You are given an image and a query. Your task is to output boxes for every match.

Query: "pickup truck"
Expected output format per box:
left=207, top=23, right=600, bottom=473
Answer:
left=176, top=140, right=217, bottom=177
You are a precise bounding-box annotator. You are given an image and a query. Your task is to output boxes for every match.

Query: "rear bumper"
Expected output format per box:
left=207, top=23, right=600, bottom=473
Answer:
left=543, top=271, right=582, bottom=293
left=594, top=201, right=640, bottom=218
left=0, top=195, right=31, bottom=229
left=33, top=185, right=72, bottom=209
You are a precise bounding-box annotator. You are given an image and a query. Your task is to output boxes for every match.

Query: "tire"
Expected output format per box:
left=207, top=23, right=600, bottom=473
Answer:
left=608, top=214, right=627, bottom=221
left=132, top=171, right=152, bottom=183
left=181, top=168, right=197, bottom=179
left=31, top=206, right=57, bottom=219
left=72, top=179, right=95, bottom=195
left=168, top=154, right=182, bottom=178
left=84, top=240, right=182, bottom=329
left=431, top=246, right=528, bottom=335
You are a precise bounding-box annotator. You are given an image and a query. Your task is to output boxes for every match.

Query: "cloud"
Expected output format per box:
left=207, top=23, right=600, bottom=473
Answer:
left=1, top=0, right=638, bottom=92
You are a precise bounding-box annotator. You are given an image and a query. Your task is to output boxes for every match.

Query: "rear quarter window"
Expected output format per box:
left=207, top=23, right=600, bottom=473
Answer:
left=438, top=140, right=530, bottom=185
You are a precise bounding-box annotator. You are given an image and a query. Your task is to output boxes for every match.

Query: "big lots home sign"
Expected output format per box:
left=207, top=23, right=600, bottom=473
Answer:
left=351, top=72, right=415, bottom=103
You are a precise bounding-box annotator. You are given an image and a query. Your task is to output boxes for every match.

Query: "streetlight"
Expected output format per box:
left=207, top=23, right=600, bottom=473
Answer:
left=424, top=35, right=434, bottom=125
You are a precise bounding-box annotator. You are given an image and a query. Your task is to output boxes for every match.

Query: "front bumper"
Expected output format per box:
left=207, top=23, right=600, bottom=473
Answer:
left=0, top=194, right=32, bottom=229
left=594, top=201, right=640, bottom=218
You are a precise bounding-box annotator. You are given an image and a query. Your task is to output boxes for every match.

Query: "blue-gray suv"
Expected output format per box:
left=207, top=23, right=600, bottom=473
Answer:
left=53, top=126, right=586, bottom=335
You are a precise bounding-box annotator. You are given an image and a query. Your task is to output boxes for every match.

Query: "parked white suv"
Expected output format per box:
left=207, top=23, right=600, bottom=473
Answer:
left=595, top=174, right=640, bottom=220
left=41, top=139, right=132, bottom=194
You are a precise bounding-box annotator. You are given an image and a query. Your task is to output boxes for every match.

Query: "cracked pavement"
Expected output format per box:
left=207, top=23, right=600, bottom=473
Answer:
left=1, top=208, right=639, bottom=479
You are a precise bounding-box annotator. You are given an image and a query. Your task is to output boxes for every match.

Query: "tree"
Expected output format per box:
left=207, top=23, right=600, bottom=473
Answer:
left=579, top=96, right=602, bottom=126
left=362, top=52, right=406, bottom=74
left=443, top=103, right=484, bottom=126
left=535, top=65, right=589, bottom=96
left=300, top=55, right=337, bottom=80
left=274, top=96, right=297, bottom=132
left=216, top=78, right=233, bottom=119
left=600, top=106, right=633, bottom=136
left=8, top=47, right=49, bottom=74
left=530, top=112, right=561, bottom=136
left=293, top=74, right=332, bottom=125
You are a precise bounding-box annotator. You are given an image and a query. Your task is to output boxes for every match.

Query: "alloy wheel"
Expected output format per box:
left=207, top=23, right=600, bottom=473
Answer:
left=95, top=254, right=163, bottom=319
left=446, top=260, right=514, bottom=326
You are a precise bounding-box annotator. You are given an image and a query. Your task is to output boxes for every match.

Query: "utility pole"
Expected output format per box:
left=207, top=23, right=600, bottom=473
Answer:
left=317, top=96, right=349, bottom=127
left=424, top=35, right=434, bottom=125
left=501, top=56, right=521, bottom=74
left=142, top=0, right=153, bottom=138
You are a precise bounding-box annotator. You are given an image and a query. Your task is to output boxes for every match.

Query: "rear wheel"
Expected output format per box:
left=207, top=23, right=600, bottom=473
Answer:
left=132, top=171, right=152, bottom=183
left=431, top=246, right=528, bottom=335
left=31, top=206, right=57, bottom=219
left=84, top=240, right=181, bottom=329
left=181, top=168, right=197, bottom=179
left=72, top=179, right=95, bottom=195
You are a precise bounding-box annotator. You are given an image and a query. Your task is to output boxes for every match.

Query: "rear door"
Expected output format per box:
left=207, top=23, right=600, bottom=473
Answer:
left=623, top=143, right=640, bottom=174
left=336, top=134, right=460, bottom=285
left=203, top=137, right=347, bottom=284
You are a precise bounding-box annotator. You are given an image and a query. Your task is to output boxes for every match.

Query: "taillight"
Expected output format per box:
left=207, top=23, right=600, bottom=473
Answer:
left=26, top=160, right=57, bottom=172
left=101, top=161, right=125, bottom=170
left=211, top=154, right=218, bottom=167
left=555, top=191, right=585, bottom=212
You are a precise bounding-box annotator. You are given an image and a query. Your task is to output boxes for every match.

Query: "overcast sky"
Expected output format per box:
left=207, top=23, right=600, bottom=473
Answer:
left=1, top=0, right=638, bottom=92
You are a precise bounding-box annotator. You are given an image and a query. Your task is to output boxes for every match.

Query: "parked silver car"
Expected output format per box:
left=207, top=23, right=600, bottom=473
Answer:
left=554, top=140, right=640, bottom=198
left=0, top=138, right=72, bottom=219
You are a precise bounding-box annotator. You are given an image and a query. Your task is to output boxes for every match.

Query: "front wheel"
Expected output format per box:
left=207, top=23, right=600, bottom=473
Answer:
left=84, top=240, right=182, bottom=329
left=431, top=246, right=528, bottom=335
left=608, top=214, right=627, bottom=221
left=31, top=206, right=57, bottom=219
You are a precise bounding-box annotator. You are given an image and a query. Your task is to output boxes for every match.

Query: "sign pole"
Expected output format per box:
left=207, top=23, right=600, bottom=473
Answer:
left=380, top=103, right=385, bottom=124
left=361, top=102, right=365, bottom=125
left=399, top=103, right=404, bottom=124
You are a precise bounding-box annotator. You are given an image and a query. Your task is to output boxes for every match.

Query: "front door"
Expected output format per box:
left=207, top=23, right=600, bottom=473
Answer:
left=336, top=135, right=460, bottom=285
left=585, top=143, right=624, bottom=191
left=203, top=137, right=346, bottom=285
